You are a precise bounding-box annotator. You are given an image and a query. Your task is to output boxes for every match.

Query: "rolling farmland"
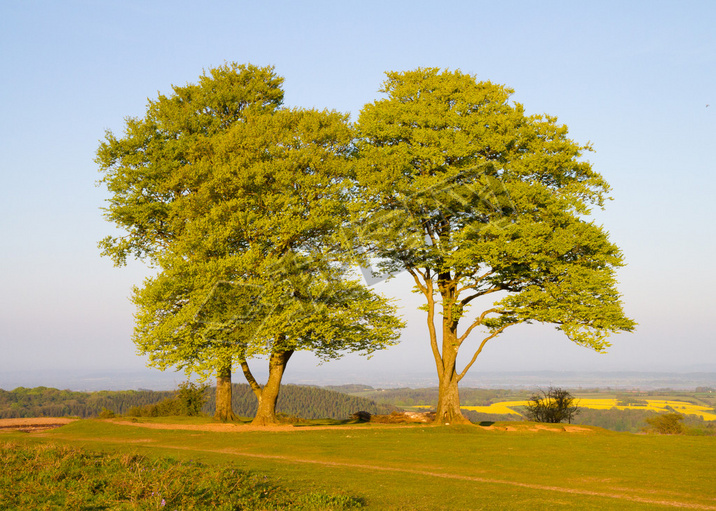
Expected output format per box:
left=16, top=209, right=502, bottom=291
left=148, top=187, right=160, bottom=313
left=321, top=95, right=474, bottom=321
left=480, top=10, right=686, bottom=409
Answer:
left=408, top=397, right=716, bottom=421
left=456, top=399, right=716, bottom=421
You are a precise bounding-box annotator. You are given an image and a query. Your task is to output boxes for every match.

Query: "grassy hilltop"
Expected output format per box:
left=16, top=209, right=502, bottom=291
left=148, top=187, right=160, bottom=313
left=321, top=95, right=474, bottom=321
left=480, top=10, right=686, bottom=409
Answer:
left=2, top=417, right=716, bottom=510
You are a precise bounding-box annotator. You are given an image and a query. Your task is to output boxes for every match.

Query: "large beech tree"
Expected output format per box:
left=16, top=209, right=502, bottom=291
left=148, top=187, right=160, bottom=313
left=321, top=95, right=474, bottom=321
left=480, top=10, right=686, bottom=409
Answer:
left=98, top=63, right=401, bottom=423
left=355, top=69, right=635, bottom=424
left=130, top=107, right=403, bottom=425
left=97, top=63, right=284, bottom=421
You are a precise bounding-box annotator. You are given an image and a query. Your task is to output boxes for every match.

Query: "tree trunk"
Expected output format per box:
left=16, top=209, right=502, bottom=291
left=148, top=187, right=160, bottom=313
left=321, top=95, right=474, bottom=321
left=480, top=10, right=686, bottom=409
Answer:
left=434, top=292, right=470, bottom=425
left=251, top=349, right=294, bottom=426
left=435, top=366, right=469, bottom=424
left=214, top=364, right=238, bottom=422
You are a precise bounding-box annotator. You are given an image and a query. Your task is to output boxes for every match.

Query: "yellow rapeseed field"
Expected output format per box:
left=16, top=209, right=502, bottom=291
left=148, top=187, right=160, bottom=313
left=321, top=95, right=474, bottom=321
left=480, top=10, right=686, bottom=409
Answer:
left=455, top=399, right=716, bottom=420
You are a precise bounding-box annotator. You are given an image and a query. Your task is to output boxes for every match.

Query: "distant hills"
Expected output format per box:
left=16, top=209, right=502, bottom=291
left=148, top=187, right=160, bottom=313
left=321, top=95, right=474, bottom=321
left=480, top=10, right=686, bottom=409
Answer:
left=2, top=369, right=715, bottom=392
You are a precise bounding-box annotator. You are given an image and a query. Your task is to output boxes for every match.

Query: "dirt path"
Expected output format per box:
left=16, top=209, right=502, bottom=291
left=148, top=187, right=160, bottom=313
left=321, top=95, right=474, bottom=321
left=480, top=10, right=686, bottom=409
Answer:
left=109, top=420, right=426, bottom=433
left=0, top=417, right=77, bottom=431
left=1, top=417, right=594, bottom=434
left=109, top=419, right=594, bottom=434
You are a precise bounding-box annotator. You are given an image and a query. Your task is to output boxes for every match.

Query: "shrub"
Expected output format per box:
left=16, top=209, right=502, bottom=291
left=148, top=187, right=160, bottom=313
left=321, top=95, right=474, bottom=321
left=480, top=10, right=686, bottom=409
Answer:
left=176, top=381, right=208, bottom=416
left=643, top=413, right=685, bottom=434
left=97, top=407, right=115, bottom=419
left=124, top=381, right=208, bottom=417
left=525, top=387, right=580, bottom=424
left=0, top=441, right=364, bottom=509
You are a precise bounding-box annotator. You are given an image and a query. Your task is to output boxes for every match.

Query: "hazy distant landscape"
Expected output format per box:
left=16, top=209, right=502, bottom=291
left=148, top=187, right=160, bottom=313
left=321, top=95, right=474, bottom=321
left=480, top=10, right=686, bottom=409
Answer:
left=3, top=369, right=715, bottom=393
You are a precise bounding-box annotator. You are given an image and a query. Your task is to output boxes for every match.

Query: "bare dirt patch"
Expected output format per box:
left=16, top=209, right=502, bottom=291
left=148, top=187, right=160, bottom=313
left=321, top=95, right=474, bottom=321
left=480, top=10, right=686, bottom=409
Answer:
left=0, top=417, right=78, bottom=432
left=482, top=423, right=595, bottom=434
left=107, top=419, right=600, bottom=437
left=111, top=420, right=297, bottom=433
left=109, top=420, right=420, bottom=433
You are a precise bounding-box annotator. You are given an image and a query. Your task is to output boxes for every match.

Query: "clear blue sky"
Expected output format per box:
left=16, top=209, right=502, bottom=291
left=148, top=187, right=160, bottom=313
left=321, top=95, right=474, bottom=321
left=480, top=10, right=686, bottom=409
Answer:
left=1, top=1, right=714, bottom=389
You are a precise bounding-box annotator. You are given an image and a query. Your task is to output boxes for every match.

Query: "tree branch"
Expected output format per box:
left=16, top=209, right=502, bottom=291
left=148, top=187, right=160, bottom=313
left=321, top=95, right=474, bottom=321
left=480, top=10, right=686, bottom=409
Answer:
left=424, top=278, right=444, bottom=379
left=239, top=358, right=262, bottom=399
left=456, top=270, right=495, bottom=295
left=457, top=324, right=512, bottom=382
left=458, top=284, right=502, bottom=307
left=406, top=267, right=428, bottom=295
left=457, top=308, right=501, bottom=344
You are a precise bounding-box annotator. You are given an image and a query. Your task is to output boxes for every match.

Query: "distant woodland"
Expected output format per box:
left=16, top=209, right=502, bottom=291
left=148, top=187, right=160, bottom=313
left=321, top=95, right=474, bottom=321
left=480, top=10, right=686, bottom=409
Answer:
left=0, top=385, right=396, bottom=420
left=2, top=384, right=713, bottom=434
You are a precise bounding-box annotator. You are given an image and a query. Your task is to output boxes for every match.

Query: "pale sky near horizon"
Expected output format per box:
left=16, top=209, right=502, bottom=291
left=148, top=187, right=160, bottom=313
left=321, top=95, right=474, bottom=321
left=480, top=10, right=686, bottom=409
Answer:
left=1, top=1, right=715, bottom=390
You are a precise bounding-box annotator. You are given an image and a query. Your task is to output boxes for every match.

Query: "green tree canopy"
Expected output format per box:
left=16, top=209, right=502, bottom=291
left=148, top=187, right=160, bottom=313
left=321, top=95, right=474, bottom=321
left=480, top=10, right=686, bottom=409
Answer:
left=97, top=62, right=286, bottom=420
left=355, top=68, right=635, bottom=423
left=98, top=67, right=403, bottom=424
left=97, top=62, right=285, bottom=265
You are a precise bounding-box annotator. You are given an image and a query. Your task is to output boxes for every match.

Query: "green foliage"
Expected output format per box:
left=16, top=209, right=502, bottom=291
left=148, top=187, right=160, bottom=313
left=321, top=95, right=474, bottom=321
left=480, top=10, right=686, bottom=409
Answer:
left=525, top=387, right=580, bottom=424
left=98, top=63, right=403, bottom=386
left=644, top=413, right=686, bottom=435
left=96, top=62, right=285, bottom=266
left=98, top=407, right=116, bottom=419
left=0, top=441, right=363, bottom=510
left=355, top=68, right=635, bottom=418
left=125, top=396, right=185, bottom=418
left=177, top=381, right=209, bottom=416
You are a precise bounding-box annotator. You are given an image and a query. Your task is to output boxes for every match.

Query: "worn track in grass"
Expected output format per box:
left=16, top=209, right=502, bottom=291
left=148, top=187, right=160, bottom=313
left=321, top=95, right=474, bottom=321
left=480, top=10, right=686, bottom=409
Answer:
left=36, top=420, right=715, bottom=511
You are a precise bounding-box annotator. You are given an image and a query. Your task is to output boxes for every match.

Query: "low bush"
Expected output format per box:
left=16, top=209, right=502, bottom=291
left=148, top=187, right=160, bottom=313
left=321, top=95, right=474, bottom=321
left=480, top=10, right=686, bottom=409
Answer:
left=525, top=387, right=580, bottom=424
left=643, top=413, right=685, bottom=434
left=0, top=441, right=363, bottom=510
left=98, top=407, right=116, bottom=419
left=125, top=381, right=208, bottom=418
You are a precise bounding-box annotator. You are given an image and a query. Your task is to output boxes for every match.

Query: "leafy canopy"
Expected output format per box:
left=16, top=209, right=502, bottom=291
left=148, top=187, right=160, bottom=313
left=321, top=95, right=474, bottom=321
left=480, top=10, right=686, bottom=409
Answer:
left=98, top=65, right=403, bottom=377
left=355, top=68, right=635, bottom=372
left=132, top=107, right=403, bottom=376
left=97, top=63, right=285, bottom=265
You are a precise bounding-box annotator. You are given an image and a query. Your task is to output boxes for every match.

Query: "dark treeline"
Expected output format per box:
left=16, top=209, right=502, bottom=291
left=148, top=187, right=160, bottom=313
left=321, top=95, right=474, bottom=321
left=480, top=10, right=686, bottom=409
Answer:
left=574, top=408, right=659, bottom=432
left=357, top=388, right=528, bottom=407
left=574, top=408, right=716, bottom=434
left=203, top=384, right=397, bottom=419
left=3, top=385, right=712, bottom=433
left=0, top=387, right=175, bottom=419
left=0, top=385, right=396, bottom=420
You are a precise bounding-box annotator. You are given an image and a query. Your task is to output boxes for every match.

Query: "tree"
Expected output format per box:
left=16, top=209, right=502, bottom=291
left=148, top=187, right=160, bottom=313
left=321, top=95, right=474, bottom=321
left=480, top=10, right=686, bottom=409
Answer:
left=644, top=413, right=685, bottom=434
left=525, top=387, right=580, bottom=424
left=98, top=62, right=284, bottom=421
left=176, top=381, right=209, bottom=416
left=355, top=68, right=636, bottom=424
left=100, top=77, right=404, bottom=425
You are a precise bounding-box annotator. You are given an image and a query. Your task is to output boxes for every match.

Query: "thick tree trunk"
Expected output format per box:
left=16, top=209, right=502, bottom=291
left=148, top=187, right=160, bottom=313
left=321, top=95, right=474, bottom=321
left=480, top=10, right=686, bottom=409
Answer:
left=434, top=285, right=470, bottom=425
left=435, top=366, right=469, bottom=424
left=251, top=349, right=294, bottom=426
left=214, top=364, right=238, bottom=422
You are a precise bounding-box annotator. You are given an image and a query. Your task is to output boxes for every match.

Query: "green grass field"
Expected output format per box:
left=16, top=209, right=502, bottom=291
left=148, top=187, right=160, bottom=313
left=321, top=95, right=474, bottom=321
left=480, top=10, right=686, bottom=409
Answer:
left=2, top=419, right=716, bottom=510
